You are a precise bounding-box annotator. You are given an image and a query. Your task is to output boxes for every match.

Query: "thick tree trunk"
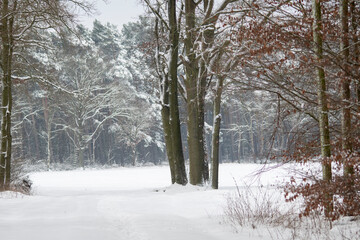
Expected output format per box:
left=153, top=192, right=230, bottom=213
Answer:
left=184, top=0, right=234, bottom=185
left=168, top=0, right=187, bottom=185
left=211, top=77, right=224, bottom=189
left=198, top=93, right=209, bottom=183
left=75, top=130, right=85, bottom=168
left=185, top=0, right=203, bottom=185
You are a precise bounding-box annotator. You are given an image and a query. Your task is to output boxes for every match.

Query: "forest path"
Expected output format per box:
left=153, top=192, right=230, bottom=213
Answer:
left=0, top=165, right=280, bottom=240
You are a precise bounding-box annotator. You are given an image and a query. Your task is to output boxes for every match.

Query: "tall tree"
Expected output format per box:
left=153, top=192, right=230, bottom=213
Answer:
left=144, top=0, right=187, bottom=185
left=340, top=0, right=353, bottom=176
left=312, top=0, right=332, bottom=180
left=312, top=0, right=332, bottom=215
left=183, top=0, right=236, bottom=185
left=352, top=1, right=360, bottom=111
left=0, top=0, right=15, bottom=190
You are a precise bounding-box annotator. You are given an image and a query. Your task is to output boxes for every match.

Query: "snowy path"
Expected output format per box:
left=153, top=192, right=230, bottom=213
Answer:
left=0, top=164, right=288, bottom=240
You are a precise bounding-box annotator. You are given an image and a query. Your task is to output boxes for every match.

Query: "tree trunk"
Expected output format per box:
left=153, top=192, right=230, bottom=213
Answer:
left=75, top=129, right=85, bottom=168
left=79, top=148, right=84, bottom=168
left=312, top=0, right=332, bottom=216
left=185, top=0, right=203, bottom=185
left=43, top=97, right=52, bottom=170
left=211, top=76, right=224, bottom=189
left=0, top=0, right=14, bottom=190
left=47, top=118, right=52, bottom=170
left=168, top=0, right=188, bottom=185
left=198, top=56, right=212, bottom=183
left=350, top=1, right=360, bottom=130
left=313, top=0, right=332, bottom=177
left=132, top=146, right=137, bottom=166
left=161, top=102, right=176, bottom=183
left=154, top=9, right=176, bottom=184
left=226, top=108, right=236, bottom=162
left=340, top=0, right=353, bottom=175
left=183, top=0, right=235, bottom=185
left=249, top=114, right=257, bottom=162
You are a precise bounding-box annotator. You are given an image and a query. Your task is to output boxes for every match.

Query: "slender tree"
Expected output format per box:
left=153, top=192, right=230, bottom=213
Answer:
left=312, top=0, right=332, bottom=180
left=340, top=0, right=353, bottom=176
left=312, top=0, right=332, bottom=216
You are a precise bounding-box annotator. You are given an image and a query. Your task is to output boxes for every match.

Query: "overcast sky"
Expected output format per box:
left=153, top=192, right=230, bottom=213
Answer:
left=79, top=0, right=146, bottom=30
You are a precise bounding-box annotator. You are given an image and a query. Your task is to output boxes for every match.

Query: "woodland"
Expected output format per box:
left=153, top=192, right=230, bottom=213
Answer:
left=0, top=0, right=359, bottom=221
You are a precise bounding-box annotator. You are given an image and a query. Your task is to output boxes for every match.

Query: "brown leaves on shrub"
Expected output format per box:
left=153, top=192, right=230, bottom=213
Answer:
left=284, top=150, right=360, bottom=221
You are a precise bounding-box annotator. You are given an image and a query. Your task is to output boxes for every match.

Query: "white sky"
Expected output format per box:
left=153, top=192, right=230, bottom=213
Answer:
left=79, top=0, right=146, bottom=30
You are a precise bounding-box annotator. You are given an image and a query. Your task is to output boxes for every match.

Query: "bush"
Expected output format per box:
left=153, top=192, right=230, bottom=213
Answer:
left=225, top=182, right=296, bottom=229
left=224, top=178, right=360, bottom=240
left=284, top=152, right=360, bottom=221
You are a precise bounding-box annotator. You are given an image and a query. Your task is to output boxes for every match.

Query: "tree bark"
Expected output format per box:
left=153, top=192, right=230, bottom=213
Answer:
left=168, top=0, right=188, bottom=185
left=183, top=0, right=236, bottom=185
left=312, top=0, right=332, bottom=216
left=0, top=0, right=14, bottom=190
left=161, top=98, right=176, bottom=183
left=340, top=0, right=353, bottom=175
left=313, top=0, right=332, bottom=178
left=211, top=76, right=224, bottom=189
left=154, top=8, right=176, bottom=184
left=184, top=0, right=203, bottom=185
left=249, top=114, right=257, bottom=162
left=350, top=1, right=360, bottom=128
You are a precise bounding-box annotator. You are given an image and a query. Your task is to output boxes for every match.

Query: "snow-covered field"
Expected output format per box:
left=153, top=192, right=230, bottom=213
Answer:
left=0, top=163, right=358, bottom=240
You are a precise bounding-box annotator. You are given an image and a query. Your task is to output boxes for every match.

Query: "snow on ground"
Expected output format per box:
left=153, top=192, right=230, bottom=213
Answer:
left=0, top=163, right=357, bottom=240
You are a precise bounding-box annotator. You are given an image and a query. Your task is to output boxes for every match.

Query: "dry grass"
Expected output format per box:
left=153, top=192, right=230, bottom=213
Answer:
left=224, top=181, right=360, bottom=240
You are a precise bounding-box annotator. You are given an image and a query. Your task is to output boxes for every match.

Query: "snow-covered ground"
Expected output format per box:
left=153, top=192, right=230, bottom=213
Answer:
left=0, top=163, right=358, bottom=240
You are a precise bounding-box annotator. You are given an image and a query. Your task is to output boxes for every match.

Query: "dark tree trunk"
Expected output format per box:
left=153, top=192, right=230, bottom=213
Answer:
left=184, top=0, right=203, bottom=185
left=161, top=103, right=176, bottom=183
left=0, top=0, right=15, bottom=190
left=155, top=9, right=175, bottom=184
left=168, top=0, right=187, bottom=185
left=211, top=76, right=224, bottom=189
